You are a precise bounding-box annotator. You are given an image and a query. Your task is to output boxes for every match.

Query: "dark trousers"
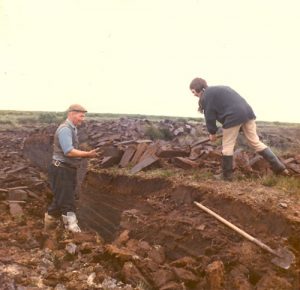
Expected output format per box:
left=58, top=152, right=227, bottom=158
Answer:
left=47, top=164, right=77, bottom=216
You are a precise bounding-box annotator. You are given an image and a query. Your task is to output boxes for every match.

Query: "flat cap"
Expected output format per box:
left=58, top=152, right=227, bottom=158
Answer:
left=67, top=104, right=87, bottom=113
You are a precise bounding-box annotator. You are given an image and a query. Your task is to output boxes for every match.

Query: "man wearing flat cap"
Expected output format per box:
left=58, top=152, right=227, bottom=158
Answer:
left=45, top=104, right=97, bottom=232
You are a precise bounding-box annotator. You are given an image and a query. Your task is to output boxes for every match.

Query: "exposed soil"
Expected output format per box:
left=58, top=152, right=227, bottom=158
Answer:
left=1, top=119, right=300, bottom=289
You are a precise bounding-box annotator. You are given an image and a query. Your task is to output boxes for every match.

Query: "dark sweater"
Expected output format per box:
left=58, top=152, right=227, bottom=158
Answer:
left=201, top=86, right=256, bottom=134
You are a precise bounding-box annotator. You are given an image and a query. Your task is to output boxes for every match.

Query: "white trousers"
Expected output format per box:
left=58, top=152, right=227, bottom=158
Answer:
left=222, top=119, right=267, bottom=156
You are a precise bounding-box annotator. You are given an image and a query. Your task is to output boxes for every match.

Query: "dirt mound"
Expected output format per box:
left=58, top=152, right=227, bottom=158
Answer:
left=1, top=119, right=300, bottom=289
left=78, top=171, right=300, bottom=289
left=0, top=128, right=142, bottom=289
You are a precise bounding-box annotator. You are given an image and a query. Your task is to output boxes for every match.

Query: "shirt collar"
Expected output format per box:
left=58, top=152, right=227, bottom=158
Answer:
left=66, top=118, right=76, bottom=129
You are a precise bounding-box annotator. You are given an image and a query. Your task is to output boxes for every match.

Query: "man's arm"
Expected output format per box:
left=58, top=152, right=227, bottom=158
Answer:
left=203, top=95, right=218, bottom=135
left=204, top=111, right=218, bottom=135
left=58, top=127, right=97, bottom=158
left=66, top=148, right=97, bottom=158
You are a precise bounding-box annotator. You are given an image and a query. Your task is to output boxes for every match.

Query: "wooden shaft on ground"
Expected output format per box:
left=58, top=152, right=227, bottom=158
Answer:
left=194, top=201, right=277, bottom=256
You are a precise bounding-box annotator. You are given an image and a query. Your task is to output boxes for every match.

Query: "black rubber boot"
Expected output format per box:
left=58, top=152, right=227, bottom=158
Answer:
left=222, top=155, right=233, bottom=181
left=258, top=147, right=286, bottom=174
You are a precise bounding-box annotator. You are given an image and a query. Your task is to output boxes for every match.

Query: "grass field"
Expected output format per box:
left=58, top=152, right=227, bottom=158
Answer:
left=0, top=110, right=300, bottom=127
left=0, top=110, right=204, bottom=128
left=1, top=110, right=300, bottom=127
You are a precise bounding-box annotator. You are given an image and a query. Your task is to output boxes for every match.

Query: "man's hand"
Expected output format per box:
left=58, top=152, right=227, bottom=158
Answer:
left=209, top=134, right=217, bottom=142
left=86, top=149, right=97, bottom=158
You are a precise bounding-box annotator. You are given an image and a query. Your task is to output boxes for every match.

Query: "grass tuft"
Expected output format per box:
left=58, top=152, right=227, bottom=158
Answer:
left=144, top=125, right=173, bottom=140
left=261, top=175, right=300, bottom=195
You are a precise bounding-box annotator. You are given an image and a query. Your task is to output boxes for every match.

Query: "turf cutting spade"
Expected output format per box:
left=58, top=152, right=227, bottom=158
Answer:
left=194, top=201, right=295, bottom=270
left=191, top=134, right=223, bottom=147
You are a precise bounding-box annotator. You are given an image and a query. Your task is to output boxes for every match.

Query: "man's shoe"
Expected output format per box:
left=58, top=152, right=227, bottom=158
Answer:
left=62, top=212, right=81, bottom=233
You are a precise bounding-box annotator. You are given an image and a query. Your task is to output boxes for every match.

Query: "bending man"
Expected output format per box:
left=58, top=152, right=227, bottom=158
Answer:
left=190, top=77, right=287, bottom=180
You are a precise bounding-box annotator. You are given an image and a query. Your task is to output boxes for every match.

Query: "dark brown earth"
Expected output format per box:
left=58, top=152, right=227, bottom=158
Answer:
left=1, top=118, right=300, bottom=289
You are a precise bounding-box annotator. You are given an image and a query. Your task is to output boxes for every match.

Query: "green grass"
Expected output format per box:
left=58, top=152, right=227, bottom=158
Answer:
left=148, top=168, right=175, bottom=178
left=261, top=175, right=278, bottom=187
left=38, top=112, right=64, bottom=124
left=0, top=119, right=14, bottom=125
left=190, top=168, right=214, bottom=180
left=0, top=110, right=203, bottom=127
left=144, top=125, right=173, bottom=140
left=3, top=110, right=300, bottom=127
left=256, top=120, right=300, bottom=127
left=0, top=110, right=66, bottom=128
left=260, top=175, right=300, bottom=195
left=85, top=112, right=202, bottom=123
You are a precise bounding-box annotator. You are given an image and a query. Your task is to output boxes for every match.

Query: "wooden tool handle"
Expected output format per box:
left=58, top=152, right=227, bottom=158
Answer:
left=194, top=202, right=277, bottom=255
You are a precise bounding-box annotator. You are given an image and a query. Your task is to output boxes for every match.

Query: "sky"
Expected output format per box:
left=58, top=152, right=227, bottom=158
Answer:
left=1, top=0, right=300, bottom=123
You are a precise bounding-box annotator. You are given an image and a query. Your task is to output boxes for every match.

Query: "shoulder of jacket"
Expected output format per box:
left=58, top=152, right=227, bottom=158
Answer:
left=56, top=123, right=72, bottom=135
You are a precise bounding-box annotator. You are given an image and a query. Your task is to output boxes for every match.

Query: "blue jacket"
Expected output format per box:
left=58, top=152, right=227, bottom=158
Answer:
left=53, top=119, right=81, bottom=167
left=201, top=86, right=256, bottom=134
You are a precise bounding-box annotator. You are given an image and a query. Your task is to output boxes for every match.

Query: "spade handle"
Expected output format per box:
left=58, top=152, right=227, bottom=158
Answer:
left=194, top=202, right=278, bottom=256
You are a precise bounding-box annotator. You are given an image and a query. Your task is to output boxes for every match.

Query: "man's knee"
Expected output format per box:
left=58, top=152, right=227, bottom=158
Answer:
left=253, top=142, right=267, bottom=152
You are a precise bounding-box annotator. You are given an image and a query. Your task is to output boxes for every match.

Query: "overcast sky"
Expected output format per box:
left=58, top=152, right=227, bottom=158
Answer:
left=1, top=0, right=300, bottom=122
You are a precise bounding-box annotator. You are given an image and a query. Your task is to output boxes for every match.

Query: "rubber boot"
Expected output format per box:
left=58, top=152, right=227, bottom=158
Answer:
left=222, top=155, right=233, bottom=181
left=214, top=156, right=233, bottom=181
left=62, top=212, right=81, bottom=233
left=258, top=148, right=286, bottom=174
